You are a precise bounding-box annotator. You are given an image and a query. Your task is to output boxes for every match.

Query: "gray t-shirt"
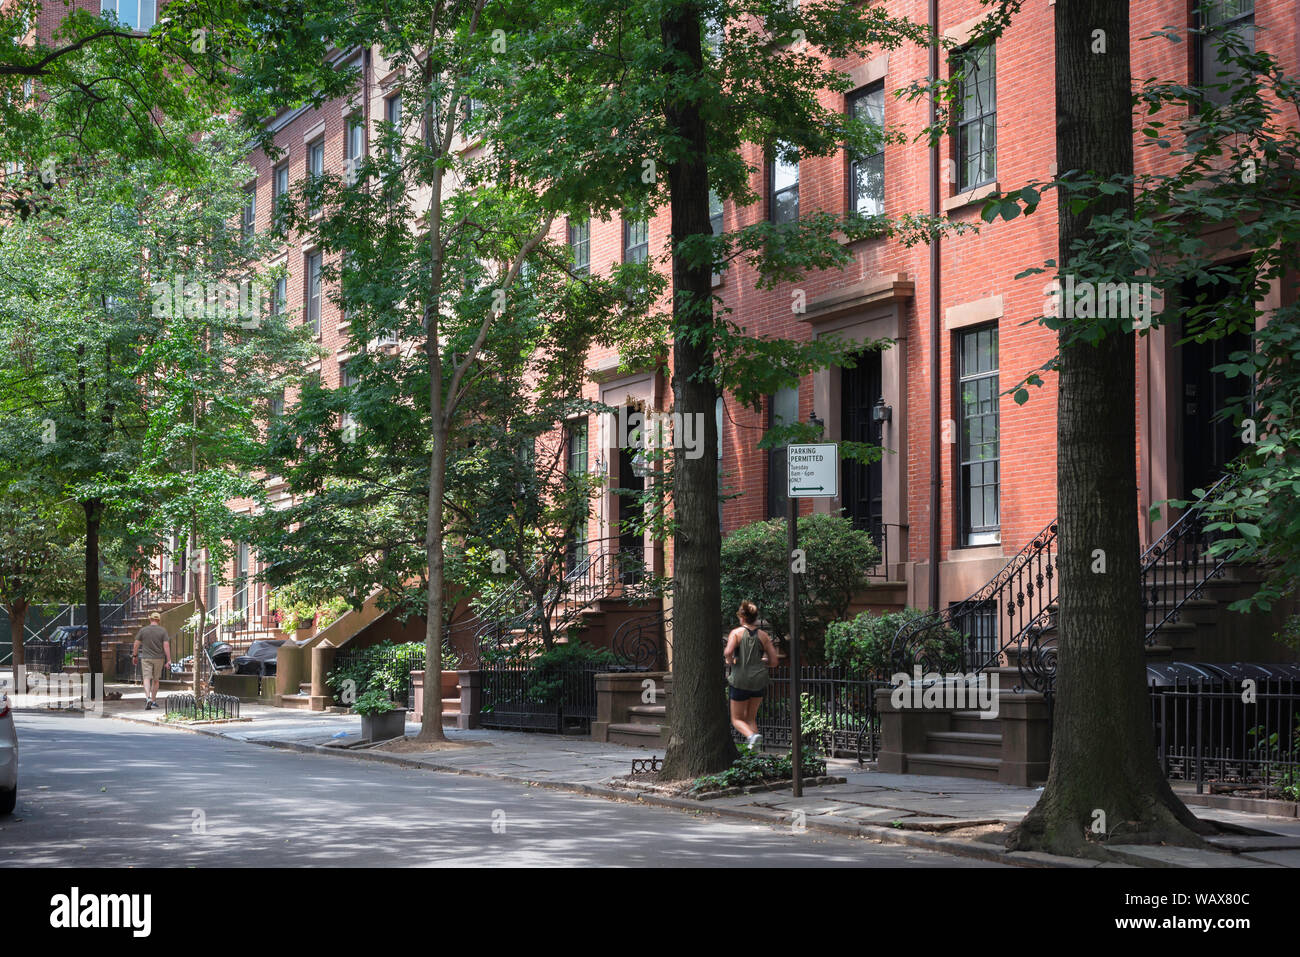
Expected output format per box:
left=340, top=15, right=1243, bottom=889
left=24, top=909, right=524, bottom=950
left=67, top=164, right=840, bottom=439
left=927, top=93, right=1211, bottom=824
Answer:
left=135, top=624, right=170, bottom=660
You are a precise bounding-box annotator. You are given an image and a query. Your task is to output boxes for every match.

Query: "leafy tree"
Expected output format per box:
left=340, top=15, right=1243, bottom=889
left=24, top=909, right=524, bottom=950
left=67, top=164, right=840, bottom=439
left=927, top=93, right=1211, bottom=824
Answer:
left=720, top=513, right=879, bottom=661
left=491, top=0, right=1010, bottom=776
left=234, top=0, right=660, bottom=740
left=968, top=3, right=1300, bottom=855
left=0, top=121, right=314, bottom=680
left=0, top=477, right=81, bottom=686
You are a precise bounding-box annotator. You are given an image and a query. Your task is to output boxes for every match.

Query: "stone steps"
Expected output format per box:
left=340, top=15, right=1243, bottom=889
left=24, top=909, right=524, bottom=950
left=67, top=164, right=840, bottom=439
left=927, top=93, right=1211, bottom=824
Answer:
left=904, top=752, right=1002, bottom=782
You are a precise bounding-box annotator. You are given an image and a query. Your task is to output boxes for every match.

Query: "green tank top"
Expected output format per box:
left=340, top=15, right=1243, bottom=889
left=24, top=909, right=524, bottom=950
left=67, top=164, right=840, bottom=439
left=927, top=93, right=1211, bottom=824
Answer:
left=730, top=627, right=769, bottom=692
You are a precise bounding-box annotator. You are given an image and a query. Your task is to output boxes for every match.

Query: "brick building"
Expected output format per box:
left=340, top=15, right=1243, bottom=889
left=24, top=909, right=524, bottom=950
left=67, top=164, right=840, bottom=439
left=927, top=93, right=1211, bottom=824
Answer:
left=19, top=1, right=1297, bottom=665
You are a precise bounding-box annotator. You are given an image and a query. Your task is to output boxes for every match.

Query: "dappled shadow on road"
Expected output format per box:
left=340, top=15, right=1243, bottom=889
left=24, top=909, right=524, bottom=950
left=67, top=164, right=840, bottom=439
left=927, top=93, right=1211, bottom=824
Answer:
left=0, top=714, right=1001, bottom=867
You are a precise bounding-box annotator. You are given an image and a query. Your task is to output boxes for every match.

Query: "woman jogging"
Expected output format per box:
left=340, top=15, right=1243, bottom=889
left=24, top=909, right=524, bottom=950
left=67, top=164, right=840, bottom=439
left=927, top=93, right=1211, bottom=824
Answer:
left=724, top=600, right=779, bottom=749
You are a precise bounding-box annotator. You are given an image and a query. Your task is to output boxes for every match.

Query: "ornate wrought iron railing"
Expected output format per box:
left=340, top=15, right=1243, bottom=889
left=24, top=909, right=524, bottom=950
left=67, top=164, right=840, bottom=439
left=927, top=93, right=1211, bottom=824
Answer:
left=890, top=518, right=1060, bottom=696
left=468, top=536, right=650, bottom=663
left=1140, top=473, right=1235, bottom=646
left=609, top=609, right=671, bottom=671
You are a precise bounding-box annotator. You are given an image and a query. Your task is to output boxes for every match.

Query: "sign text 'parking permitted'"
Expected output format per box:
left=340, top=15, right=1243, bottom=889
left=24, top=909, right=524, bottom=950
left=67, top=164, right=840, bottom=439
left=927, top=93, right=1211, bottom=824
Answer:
left=786, top=443, right=838, bottom=499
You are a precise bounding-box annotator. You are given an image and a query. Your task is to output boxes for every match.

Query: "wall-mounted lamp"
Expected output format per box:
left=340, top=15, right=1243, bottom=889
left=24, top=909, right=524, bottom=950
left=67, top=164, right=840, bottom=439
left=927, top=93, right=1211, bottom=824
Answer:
left=808, top=410, right=824, bottom=433
left=872, top=397, right=892, bottom=424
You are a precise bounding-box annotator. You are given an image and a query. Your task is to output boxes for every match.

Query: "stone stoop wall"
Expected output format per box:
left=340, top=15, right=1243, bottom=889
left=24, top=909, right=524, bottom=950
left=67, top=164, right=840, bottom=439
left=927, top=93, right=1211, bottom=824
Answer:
left=591, top=671, right=671, bottom=742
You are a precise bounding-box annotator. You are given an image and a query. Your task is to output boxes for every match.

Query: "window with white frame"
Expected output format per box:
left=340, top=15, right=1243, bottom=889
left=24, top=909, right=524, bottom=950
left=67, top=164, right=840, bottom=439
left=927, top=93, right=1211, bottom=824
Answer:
left=101, top=0, right=155, bottom=32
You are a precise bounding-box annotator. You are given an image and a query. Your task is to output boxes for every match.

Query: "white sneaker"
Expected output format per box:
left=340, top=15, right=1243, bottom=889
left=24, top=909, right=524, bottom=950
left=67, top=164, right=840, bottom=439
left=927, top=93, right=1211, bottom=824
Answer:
left=747, top=733, right=763, bottom=750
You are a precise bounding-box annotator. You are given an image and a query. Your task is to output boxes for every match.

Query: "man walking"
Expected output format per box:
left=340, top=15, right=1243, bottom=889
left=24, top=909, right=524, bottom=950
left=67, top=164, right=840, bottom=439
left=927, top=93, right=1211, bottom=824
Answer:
left=132, top=612, right=171, bottom=710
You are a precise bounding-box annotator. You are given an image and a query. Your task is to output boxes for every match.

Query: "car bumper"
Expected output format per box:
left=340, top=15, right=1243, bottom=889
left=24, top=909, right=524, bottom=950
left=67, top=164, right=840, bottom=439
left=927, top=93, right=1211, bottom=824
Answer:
left=0, top=744, right=16, bottom=791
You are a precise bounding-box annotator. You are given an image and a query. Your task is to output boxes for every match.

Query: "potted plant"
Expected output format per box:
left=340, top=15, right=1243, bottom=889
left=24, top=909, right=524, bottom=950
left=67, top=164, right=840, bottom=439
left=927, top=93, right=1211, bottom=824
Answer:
left=354, top=688, right=406, bottom=742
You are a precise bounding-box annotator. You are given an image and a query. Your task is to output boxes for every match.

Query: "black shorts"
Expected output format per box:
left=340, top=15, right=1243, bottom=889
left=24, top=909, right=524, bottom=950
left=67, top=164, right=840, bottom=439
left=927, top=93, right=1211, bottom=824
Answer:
left=729, top=685, right=765, bottom=702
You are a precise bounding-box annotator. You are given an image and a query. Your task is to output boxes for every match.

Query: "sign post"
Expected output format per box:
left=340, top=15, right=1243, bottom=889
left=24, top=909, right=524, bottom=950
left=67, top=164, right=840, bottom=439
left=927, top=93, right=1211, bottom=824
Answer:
left=785, top=443, right=838, bottom=798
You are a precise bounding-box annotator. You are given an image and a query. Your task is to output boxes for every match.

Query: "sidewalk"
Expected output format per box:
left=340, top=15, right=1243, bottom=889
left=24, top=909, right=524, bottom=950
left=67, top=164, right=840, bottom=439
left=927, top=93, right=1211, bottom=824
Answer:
left=91, top=684, right=1300, bottom=868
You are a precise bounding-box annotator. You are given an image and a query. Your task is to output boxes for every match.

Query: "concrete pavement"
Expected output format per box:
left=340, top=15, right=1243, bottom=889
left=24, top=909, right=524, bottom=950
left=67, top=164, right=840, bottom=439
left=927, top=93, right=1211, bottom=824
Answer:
left=2, top=710, right=1004, bottom=868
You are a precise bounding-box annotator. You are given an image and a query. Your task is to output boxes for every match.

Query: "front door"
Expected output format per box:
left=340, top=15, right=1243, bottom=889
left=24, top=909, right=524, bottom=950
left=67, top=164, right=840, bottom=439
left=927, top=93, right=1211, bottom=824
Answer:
left=840, top=350, right=884, bottom=540
left=1178, top=280, right=1253, bottom=497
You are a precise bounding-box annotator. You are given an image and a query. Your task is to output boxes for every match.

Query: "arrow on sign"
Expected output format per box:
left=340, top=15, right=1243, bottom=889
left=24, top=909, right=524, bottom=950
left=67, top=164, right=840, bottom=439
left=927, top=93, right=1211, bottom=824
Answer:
left=792, top=486, right=824, bottom=492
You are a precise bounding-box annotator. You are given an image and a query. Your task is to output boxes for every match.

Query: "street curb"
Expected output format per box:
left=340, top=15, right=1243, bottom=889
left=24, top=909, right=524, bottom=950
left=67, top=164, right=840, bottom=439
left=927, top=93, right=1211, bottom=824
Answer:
left=247, top=735, right=1101, bottom=867
left=95, top=714, right=1129, bottom=868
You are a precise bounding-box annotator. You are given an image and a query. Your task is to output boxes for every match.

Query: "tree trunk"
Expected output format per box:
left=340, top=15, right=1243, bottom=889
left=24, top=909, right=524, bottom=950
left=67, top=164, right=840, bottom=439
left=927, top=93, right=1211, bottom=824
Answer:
left=419, top=421, right=449, bottom=742
left=9, top=601, right=26, bottom=693
left=1009, top=0, right=1206, bottom=855
left=82, top=499, right=103, bottom=692
left=659, top=1, right=736, bottom=779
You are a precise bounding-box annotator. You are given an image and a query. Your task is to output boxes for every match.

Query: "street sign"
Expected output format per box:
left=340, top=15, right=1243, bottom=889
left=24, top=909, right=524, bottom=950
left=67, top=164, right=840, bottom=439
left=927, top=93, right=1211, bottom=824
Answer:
left=786, top=443, right=838, bottom=498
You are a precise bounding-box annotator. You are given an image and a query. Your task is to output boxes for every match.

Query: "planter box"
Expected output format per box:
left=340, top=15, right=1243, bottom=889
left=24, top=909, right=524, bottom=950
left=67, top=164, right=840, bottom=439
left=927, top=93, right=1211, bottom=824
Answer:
left=360, top=709, right=406, bottom=742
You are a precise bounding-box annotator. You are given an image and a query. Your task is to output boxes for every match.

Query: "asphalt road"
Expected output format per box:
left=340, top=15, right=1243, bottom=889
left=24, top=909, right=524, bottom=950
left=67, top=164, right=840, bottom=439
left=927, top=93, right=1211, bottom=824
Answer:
left=0, top=711, right=1002, bottom=867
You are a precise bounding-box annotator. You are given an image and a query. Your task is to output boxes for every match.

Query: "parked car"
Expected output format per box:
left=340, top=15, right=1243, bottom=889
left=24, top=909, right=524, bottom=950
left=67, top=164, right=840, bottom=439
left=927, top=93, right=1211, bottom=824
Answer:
left=0, top=692, right=16, bottom=815
left=50, top=625, right=88, bottom=650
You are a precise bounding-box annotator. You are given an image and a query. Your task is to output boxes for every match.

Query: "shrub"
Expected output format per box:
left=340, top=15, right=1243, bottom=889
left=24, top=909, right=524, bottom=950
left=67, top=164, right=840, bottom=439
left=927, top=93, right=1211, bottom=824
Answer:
left=720, top=513, right=879, bottom=660
left=824, top=607, right=962, bottom=676
left=690, top=743, right=827, bottom=794
left=326, top=640, right=443, bottom=705
left=352, top=688, right=398, bottom=716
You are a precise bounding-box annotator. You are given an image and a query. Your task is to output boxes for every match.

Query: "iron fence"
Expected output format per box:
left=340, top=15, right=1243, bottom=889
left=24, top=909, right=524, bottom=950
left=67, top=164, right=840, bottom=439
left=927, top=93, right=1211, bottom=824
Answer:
left=115, top=645, right=142, bottom=683
left=479, top=662, right=601, bottom=734
left=748, top=666, right=893, bottom=762
left=164, top=693, right=241, bottom=721
left=330, top=643, right=427, bottom=708
left=1151, top=677, right=1299, bottom=799
left=24, top=642, right=67, bottom=675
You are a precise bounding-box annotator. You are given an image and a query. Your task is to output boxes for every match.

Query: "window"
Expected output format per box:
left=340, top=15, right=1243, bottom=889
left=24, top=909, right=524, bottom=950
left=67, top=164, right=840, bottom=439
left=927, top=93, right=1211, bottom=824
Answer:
left=623, top=216, right=649, bottom=264
left=1196, top=0, right=1256, bottom=106
left=953, top=44, right=996, bottom=190
left=241, top=187, right=256, bottom=241
left=385, top=94, right=402, bottom=158
left=770, top=146, right=799, bottom=224
left=307, top=138, right=324, bottom=214
left=272, top=164, right=289, bottom=225
left=766, top=386, right=798, bottom=519
left=345, top=118, right=365, bottom=184
left=849, top=84, right=885, bottom=215
left=569, top=217, right=590, bottom=276
left=340, top=361, right=358, bottom=438
left=707, top=188, right=728, bottom=282
left=270, top=275, right=287, bottom=317
left=305, top=251, right=322, bottom=336
left=957, top=326, right=999, bottom=546
left=269, top=390, right=285, bottom=421
left=101, top=0, right=155, bottom=31
left=566, top=419, right=590, bottom=573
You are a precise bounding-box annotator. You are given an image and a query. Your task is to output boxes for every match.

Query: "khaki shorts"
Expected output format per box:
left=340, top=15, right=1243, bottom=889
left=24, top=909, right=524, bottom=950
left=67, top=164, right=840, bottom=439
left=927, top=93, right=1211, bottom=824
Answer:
left=140, top=658, right=166, bottom=682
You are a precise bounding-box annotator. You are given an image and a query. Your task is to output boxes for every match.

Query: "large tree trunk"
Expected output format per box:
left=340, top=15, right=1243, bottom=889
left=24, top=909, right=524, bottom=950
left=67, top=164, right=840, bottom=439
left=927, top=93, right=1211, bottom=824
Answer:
left=1009, top=0, right=1206, bottom=855
left=82, top=499, right=103, bottom=692
left=9, top=601, right=26, bottom=693
left=659, top=1, right=736, bottom=779
left=418, top=422, right=449, bottom=742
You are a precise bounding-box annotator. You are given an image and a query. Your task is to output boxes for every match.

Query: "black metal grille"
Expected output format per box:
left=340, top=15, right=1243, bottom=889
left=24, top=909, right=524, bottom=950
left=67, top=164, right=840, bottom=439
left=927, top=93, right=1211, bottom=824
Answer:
left=749, top=666, right=894, bottom=763
left=163, top=693, right=241, bottom=721
left=1151, top=677, right=1299, bottom=799
left=479, top=662, right=601, bottom=734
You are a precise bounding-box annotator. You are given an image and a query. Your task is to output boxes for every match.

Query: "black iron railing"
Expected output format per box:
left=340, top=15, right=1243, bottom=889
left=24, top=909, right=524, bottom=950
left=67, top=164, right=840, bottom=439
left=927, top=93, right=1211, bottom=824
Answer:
left=330, top=643, right=427, bottom=708
left=164, top=692, right=241, bottom=721
left=468, top=536, right=651, bottom=664
left=610, top=610, right=671, bottom=671
left=891, top=518, right=1060, bottom=696
left=24, top=642, right=67, bottom=675
left=749, top=665, right=893, bottom=763
left=1140, top=474, right=1235, bottom=646
left=1151, top=677, right=1299, bottom=798
left=864, top=523, right=906, bottom=580
left=479, top=662, right=602, bottom=733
